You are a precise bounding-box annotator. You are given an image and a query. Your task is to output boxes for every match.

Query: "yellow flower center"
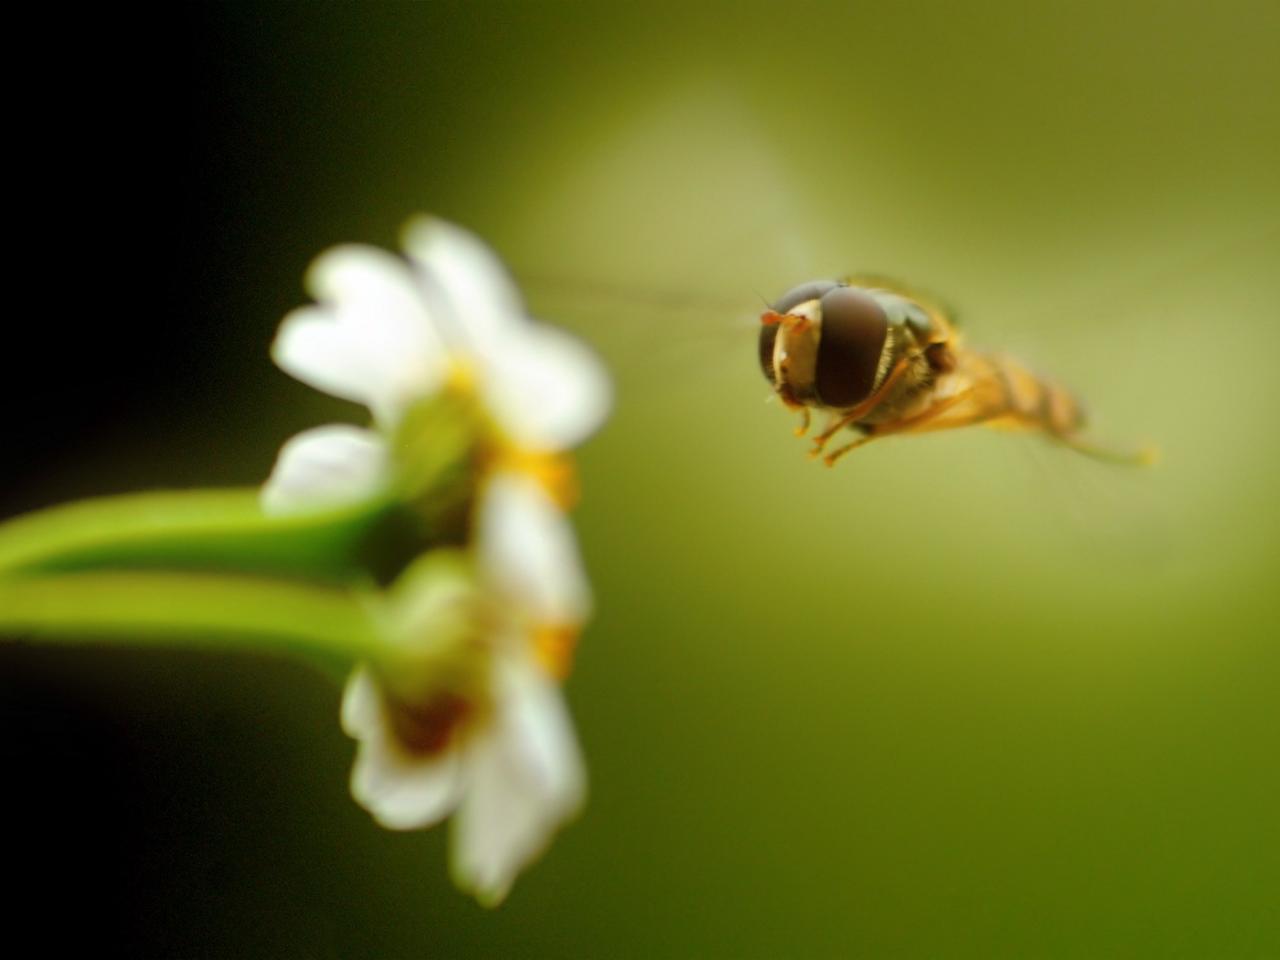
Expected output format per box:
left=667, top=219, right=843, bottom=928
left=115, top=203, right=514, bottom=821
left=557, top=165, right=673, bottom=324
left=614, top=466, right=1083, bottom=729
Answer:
left=494, top=448, right=579, bottom=509
left=441, top=357, right=580, bottom=509
left=533, top=623, right=580, bottom=679
left=444, top=357, right=479, bottom=396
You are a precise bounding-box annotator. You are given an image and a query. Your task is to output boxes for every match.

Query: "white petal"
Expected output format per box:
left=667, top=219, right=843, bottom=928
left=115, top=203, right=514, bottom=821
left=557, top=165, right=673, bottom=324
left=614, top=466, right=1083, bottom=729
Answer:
left=260, top=425, right=390, bottom=516
left=451, top=656, right=585, bottom=904
left=477, top=471, right=592, bottom=625
left=305, top=246, right=442, bottom=364
left=400, top=217, right=525, bottom=354
left=274, top=307, right=443, bottom=427
left=341, top=668, right=463, bottom=830
left=274, top=245, right=447, bottom=425
left=482, top=324, right=612, bottom=451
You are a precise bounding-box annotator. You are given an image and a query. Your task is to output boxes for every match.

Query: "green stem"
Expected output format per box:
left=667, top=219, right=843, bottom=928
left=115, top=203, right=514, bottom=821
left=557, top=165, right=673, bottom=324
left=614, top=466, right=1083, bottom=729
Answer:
left=0, top=488, right=396, bottom=581
left=0, top=570, right=386, bottom=666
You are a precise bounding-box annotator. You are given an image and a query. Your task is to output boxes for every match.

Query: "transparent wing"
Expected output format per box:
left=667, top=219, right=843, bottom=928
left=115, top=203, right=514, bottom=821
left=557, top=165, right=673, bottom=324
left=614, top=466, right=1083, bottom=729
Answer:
left=519, top=273, right=759, bottom=393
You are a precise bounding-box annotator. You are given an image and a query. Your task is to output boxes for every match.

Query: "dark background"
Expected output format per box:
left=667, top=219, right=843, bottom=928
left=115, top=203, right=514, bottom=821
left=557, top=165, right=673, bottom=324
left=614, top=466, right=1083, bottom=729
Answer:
left=6, top=8, right=266, bottom=953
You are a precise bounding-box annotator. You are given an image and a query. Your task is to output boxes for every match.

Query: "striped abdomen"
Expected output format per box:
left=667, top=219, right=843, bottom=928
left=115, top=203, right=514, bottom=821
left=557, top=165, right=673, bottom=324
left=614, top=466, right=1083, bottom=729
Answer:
left=971, top=352, right=1086, bottom=438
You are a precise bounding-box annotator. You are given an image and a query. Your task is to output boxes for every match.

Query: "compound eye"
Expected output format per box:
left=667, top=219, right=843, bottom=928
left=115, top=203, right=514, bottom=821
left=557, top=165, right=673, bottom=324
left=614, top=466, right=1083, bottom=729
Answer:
left=814, top=287, right=889, bottom=407
left=758, top=322, right=779, bottom=385
left=771, top=280, right=840, bottom=315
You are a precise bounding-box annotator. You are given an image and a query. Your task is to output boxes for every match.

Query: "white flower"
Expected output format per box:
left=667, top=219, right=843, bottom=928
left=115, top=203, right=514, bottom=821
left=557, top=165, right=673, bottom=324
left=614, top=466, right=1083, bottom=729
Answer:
left=340, top=511, right=588, bottom=904
left=340, top=655, right=583, bottom=905
left=344, top=472, right=589, bottom=904
left=260, top=217, right=607, bottom=903
left=270, top=216, right=610, bottom=449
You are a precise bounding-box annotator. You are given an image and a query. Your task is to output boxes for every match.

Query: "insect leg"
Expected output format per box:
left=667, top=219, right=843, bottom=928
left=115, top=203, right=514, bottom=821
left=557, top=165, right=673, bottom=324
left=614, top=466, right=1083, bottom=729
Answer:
left=872, top=388, right=985, bottom=436
left=809, top=357, right=914, bottom=454
left=820, top=391, right=982, bottom=467
left=821, top=431, right=876, bottom=466
left=809, top=413, right=853, bottom=453
left=794, top=407, right=811, bottom=437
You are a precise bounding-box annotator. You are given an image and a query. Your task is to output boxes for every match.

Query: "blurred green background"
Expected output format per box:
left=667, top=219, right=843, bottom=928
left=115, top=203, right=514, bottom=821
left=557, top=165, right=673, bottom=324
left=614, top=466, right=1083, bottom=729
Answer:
left=4, top=1, right=1278, bottom=956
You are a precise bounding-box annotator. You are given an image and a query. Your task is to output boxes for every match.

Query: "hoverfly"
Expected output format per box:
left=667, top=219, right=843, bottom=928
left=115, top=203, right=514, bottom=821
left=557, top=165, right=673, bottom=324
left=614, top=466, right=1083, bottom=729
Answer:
left=759, top=277, right=1155, bottom=467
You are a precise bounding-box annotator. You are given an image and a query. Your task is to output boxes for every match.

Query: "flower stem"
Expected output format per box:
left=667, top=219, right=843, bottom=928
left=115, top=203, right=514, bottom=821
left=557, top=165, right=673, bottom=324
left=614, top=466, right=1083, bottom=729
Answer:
left=0, top=488, right=393, bottom=581
left=0, top=570, right=385, bottom=666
